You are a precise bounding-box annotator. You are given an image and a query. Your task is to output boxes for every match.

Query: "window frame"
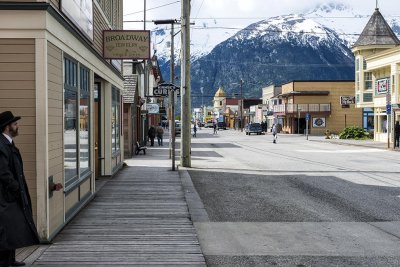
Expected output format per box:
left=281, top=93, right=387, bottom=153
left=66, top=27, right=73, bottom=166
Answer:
left=63, top=55, right=92, bottom=190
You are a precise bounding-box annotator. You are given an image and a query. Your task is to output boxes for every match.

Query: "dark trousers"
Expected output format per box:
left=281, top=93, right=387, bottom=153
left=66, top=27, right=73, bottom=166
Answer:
left=149, top=137, right=155, bottom=146
left=157, top=136, right=163, bottom=146
left=0, top=249, right=15, bottom=267
left=396, top=135, right=400, bottom=148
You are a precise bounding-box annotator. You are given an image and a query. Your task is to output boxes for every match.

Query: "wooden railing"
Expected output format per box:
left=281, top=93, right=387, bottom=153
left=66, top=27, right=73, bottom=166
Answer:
left=273, top=103, right=331, bottom=113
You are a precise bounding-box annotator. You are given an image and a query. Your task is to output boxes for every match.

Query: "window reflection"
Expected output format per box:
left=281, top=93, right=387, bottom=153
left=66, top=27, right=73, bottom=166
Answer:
left=64, top=58, right=78, bottom=183
left=80, top=67, right=90, bottom=174
left=112, top=87, right=120, bottom=154
left=64, top=58, right=91, bottom=188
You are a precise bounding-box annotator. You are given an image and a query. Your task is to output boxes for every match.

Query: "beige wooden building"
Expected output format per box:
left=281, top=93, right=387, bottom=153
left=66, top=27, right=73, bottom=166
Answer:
left=274, top=81, right=362, bottom=135
left=352, top=8, right=400, bottom=143
left=0, top=0, right=124, bottom=241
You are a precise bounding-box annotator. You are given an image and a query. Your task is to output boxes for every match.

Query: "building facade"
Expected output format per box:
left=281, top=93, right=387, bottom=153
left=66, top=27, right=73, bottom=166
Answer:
left=274, top=81, right=362, bottom=135
left=0, top=0, right=124, bottom=241
left=352, top=8, right=400, bottom=143
left=213, top=86, right=226, bottom=121
left=262, top=85, right=282, bottom=130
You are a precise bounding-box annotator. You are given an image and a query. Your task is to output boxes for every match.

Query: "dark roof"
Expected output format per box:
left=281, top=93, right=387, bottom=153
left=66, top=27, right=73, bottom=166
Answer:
left=225, top=98, right=239, bottom=105
left=354, top=8, right=400, bottom=46
left=278, top=91, right=330, bottom=98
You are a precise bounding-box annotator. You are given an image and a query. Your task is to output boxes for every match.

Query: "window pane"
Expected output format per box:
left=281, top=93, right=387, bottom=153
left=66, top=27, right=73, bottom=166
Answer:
left=79, top=67, right=90, bottom=175
left=111, top=88, right=120, bottom=154
left=64, top=89, right=78, bottom=183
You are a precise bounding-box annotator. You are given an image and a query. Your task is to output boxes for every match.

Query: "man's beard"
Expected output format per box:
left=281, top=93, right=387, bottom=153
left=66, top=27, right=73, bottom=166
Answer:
left=9, top=127, right=18, bottom=137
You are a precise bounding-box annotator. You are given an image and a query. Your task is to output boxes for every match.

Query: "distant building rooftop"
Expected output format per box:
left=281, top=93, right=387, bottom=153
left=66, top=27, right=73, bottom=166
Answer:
left=354, top=8, right=400, bottom=47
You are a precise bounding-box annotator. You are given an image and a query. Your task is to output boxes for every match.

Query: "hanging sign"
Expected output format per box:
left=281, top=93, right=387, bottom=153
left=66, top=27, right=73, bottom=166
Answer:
left=103, top=30, right=150, bottom=59
left=153, top=83, right=180, bottom=97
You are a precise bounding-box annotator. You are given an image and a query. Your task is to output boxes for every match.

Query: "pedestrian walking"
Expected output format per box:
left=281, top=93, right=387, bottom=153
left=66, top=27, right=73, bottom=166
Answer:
left=395, top=121, right=400, bottom=148
left=156, top=124, right=164, bottom=146
left=148, top=126, right=156, bottom=146
left=272, top=124, right=278, bottom=144
left=0, top=111, right=40, bottom=267
left=193, top=124, right=197, bottom=137
left=213, top=123, right=217, bottom=134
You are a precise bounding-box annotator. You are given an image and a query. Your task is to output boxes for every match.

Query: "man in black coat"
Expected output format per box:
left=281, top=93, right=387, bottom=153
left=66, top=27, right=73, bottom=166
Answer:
left=148, top=126, right=156, bottom=146
left=0, top=111, right=40, bottom=267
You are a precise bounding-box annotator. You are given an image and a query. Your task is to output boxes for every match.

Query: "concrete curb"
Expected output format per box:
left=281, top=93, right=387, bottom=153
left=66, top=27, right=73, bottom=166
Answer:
left=310, top=139, right=399, bottom=151
left=178, top=166, right=210, bottom=223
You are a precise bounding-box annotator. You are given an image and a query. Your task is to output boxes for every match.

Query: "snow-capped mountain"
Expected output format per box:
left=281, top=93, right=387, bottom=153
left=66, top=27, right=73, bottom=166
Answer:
left=154, top=2, right=399, bottom=64
left=188, top=12, right=355, bottom=106
left=154, top=2, right=400, bottom=108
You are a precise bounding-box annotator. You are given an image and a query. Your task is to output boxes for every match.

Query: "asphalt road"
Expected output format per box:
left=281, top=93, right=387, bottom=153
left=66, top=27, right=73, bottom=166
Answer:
left=183, top=128, right=400, bottom=267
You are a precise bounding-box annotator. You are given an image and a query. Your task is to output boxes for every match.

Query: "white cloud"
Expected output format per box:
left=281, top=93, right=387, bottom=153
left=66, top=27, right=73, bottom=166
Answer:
left=123, top=0, right=399, bottom=56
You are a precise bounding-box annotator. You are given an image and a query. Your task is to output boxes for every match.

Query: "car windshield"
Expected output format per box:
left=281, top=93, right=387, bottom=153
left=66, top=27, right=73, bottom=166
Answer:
left=250, top=123, right=261, bottom=129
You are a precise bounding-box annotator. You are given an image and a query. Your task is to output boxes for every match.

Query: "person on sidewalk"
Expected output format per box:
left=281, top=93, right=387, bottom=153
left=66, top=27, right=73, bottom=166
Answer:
left=395, top=121, right=400, bottom=148
left=193, top=124, right=197, bottom=138
left=272, top=124, right=278, bottom=144
left=148, top=126, right=156, bottom=147
left=0, top=111, right=40, bottom=267
left=156, top=124, right=164, bottom=146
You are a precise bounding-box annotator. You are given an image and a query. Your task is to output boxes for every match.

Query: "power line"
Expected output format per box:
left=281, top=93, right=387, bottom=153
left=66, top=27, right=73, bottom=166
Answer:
left=192, top=15, right=400, bottom=20
left=123, top=1, right=180, bottom=17
left=194, top=0, right=206, bottom=19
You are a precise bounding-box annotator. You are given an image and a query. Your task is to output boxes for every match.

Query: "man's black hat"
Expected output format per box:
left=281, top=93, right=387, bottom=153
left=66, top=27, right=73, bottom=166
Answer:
left=0, top=111, right=21, bottom=129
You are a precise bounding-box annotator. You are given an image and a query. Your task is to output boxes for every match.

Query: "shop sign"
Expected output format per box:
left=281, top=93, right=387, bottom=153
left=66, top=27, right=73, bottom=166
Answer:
left=312, top=117, right=326, bottom=128
left=123, top=75, right=137, bottom=104
left=376, top=78, right=390, bottom=94
left=340, top=96, right=355, bottom=105
left=103, top=30, right=150, bottom=59
left=153, top=83, right=180, bottom=97
left=147, top=104, right=159, bottom=114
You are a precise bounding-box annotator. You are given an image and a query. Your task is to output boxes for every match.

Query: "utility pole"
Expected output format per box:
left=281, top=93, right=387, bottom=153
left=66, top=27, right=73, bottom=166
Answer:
left=181, top=0, right=191, bottom=167
left=240, top=79, right=243, bottom=132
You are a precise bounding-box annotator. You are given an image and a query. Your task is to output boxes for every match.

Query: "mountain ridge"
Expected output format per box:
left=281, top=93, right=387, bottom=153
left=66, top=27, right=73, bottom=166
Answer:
left=155, top=3, right=400, bottom=108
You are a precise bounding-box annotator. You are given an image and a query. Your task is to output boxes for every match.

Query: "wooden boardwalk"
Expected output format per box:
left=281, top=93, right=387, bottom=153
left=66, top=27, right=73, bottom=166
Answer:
left=32, top=166, right=206, bottom=266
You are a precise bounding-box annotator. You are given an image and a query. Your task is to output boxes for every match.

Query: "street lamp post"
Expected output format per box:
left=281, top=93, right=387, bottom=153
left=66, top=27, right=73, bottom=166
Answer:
left=154, top=19, right=178, bottom=170
left=240, top=79, right=244, bottom=132
left=297, top=108, right=300, bottom=134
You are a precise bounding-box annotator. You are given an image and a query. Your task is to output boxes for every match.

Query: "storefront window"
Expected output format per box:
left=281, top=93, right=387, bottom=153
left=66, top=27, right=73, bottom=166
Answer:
left=64, top=57, right=78, bottom=184
left=64, top=57, right=92, bottom=188
left=79, top=66, right=90, bottom=175
left=112, top=87, right=120, bottom=155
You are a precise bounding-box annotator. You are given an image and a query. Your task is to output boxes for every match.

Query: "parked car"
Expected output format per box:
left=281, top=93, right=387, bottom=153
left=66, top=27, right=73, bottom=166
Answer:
left=245, top=123, right=263, bottom=135
left=205, top=121, right=214, bottom=128
left=217, top=121, right=227, bottom=130
left=175, top=121, right=181, bottom=136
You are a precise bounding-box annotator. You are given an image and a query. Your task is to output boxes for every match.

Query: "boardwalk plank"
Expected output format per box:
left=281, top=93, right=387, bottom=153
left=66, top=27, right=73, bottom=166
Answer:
left=31, top=165, right=205, bottom=266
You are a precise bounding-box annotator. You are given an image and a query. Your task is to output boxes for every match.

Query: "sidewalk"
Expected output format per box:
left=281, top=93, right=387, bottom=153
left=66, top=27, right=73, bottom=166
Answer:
left=308, top=135, right=399, bottom=151
left=19, top=136, right=206, bottom=266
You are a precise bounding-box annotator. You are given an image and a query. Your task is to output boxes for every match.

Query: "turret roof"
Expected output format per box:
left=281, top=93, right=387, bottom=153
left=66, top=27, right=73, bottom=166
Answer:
left=214, top=87, right=226, bottom=97
left=354, top=8, right=400, bottom=46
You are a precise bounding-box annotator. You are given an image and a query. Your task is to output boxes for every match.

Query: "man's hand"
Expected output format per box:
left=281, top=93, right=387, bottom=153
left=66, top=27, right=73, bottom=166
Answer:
left=52, top=183, right=63, bottom=191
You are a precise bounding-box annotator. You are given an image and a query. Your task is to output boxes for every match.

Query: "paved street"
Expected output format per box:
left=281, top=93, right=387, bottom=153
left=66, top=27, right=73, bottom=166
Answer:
left=184, top=128, right=400, bottom=266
